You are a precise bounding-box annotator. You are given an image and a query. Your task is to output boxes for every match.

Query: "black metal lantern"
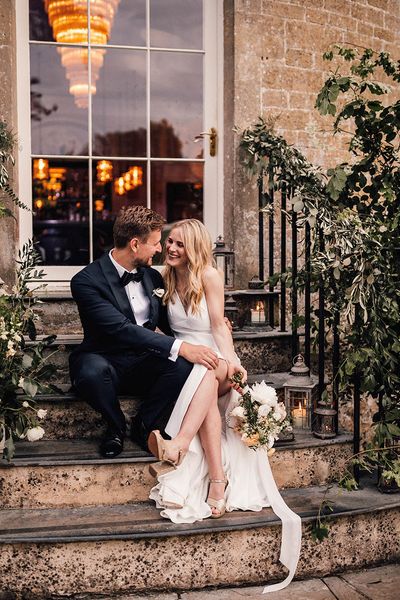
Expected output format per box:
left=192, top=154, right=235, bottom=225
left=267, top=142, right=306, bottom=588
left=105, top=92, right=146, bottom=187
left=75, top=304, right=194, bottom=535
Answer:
left=283, top=355, right=318, bottom=431
left=213, top=236, right=235, bottom=289
left=378, top=434, right=400, bottom=494
left=313, top=402, right=337, bottom=439
left=224, top=294, right=239, bottom=331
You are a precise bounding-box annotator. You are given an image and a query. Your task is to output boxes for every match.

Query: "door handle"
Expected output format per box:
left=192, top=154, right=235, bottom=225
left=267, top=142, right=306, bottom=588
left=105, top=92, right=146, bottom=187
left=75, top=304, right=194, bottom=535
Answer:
left=194, top=127, right=217, bottom=157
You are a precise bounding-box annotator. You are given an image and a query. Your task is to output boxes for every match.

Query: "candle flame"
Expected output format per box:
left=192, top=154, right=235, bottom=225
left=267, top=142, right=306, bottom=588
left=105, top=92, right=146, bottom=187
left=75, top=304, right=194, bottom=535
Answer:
left=255, top=301, right=264, bottom=311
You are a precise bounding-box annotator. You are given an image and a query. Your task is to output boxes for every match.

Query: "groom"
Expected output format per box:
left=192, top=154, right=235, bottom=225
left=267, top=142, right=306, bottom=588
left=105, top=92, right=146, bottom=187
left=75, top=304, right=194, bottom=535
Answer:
left=69, top=206, right=219, bottom=458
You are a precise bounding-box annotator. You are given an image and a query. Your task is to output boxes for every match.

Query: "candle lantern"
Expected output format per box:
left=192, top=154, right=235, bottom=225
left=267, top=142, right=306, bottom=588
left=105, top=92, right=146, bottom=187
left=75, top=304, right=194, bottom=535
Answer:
left=250, top=299, right=267, bottom=326
left=313, top=402, right=337, bottom=439
left=224, top=295, right=239, bottom=331
left=283, top=355, right=318, bottom=431
left=213, top=236, right=235, bottom=289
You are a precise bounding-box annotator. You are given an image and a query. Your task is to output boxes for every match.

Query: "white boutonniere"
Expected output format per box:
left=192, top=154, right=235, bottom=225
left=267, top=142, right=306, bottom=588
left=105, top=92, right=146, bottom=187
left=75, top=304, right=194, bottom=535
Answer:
left=152, top=288, right=165, bottom=298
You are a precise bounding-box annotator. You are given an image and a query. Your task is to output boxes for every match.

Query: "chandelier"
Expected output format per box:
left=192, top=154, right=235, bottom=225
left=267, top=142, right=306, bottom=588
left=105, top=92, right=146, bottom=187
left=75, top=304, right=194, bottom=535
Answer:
left=45, top=0, right=120, bottom=108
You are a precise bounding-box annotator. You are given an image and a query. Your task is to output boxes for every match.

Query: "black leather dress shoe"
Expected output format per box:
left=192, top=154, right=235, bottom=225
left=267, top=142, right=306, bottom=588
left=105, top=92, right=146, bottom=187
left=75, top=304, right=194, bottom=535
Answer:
left=100, top=432, right=124, bottom=458
left=130, top=416, right=150, bottom=452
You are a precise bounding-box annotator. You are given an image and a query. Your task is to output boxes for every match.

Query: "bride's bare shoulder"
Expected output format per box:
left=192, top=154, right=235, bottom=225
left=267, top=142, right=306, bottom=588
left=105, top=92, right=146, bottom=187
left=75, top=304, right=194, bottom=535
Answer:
left=202, top=265, right=224, bottom=287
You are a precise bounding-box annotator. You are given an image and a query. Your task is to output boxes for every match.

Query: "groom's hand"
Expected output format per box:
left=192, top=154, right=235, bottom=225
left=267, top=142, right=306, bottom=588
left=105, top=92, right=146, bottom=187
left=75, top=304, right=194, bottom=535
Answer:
left=179, top=342, right=219, bottom=370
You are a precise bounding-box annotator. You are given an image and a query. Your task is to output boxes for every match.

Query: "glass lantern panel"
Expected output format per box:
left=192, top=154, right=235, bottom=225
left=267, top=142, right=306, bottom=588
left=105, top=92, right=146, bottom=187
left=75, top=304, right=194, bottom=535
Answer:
left=286, top=390, right=311, bottom=428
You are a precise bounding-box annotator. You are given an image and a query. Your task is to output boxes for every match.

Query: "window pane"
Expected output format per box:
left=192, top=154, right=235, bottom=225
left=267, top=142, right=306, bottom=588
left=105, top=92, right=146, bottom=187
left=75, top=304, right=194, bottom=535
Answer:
left=93, top=160, right=147, bottom=259
left=102, top=0, right=147, bottom=47
left=151, top=161, right=203, bottom=222
left=150, top=0, right=203, bottom=50
left=29, top=0, right=89, bottom=43
left=151, top=52, right=203, bottom=158
left=32, top=159, right=89, bottom=265
left=92, top=49, right=146, bottom=157
left=30, top=45, right=89, bottom=155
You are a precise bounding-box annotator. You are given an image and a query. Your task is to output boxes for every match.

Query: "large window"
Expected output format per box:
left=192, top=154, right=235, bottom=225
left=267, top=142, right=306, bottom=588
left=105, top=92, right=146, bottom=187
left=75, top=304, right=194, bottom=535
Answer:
left=17, top=0, right=222, bottom=280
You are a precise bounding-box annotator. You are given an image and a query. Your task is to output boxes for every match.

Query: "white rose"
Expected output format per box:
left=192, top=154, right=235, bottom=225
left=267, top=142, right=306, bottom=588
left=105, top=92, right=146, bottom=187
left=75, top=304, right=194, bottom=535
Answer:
left=22, top=401, right=29, bottom=408
left=0, top=333, right=7, bottom=340
left=231, top=405, right=245, bottom=419
left=7, top=340, right=14, bottom=349
left=274, top=402, right=287, bottom=421
left=13, top=333, right=21, bottom=342
left=251, top=381, right=278, bottom=407
left=37, top=409, right=47, bottom=420
left=18, top=377, right=24, bottom=388
left=26, top=426, right=45, bottom=442
left=152, top=288, right=165, bottom=298
left=6, top=348, right=16, bottom=358
left=258, top=404, right=272, bottom=417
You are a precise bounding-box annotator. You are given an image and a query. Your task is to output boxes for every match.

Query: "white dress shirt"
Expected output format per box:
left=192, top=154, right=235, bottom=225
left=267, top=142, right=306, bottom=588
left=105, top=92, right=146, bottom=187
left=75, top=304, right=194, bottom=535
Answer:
left=109, top=250, right=181, bottom=361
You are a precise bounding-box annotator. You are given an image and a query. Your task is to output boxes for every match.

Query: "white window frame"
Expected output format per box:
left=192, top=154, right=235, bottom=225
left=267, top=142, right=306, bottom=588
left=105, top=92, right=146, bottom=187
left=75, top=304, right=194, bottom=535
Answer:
left=16, top=0, right=224, bottom=290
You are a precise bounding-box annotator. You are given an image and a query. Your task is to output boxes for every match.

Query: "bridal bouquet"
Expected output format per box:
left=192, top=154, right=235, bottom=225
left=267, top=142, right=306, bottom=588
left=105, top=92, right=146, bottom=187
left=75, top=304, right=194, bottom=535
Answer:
left=229, top=373, right=291, bottom=452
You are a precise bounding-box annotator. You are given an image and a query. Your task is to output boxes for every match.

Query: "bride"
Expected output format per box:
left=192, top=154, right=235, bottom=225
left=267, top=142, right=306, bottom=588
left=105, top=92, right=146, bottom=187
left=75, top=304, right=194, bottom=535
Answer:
left=147, top=219, right=301, bottom=593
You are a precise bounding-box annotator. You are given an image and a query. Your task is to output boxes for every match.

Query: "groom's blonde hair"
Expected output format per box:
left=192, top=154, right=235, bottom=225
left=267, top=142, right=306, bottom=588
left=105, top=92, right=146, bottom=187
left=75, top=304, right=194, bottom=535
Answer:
left=163, top=219, right=213, bottom=315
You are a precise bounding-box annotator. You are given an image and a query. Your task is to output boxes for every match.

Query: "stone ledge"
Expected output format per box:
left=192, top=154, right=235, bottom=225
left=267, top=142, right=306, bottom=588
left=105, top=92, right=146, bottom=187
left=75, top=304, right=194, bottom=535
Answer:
left=0, top=480, right=398, bottom=544
left=2, top=433, right=353, bottom=469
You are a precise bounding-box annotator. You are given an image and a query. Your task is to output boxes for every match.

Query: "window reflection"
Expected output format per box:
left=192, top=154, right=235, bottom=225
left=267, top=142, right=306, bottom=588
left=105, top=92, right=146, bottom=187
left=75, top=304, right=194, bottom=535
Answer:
left=92, top=49, right=146, bottom=157
left=151, top=161, right=203, bottom=221
left=151, top=52, right=203, bottom=158
left=31, top=45, right=88, bottom=155
left=32, top=159, right=89, bottom=265
left=150, top=0, right=203, bottom=49
left=92, top=160, right=147, bottom=258
left=105, top=0, right=146, bottom=46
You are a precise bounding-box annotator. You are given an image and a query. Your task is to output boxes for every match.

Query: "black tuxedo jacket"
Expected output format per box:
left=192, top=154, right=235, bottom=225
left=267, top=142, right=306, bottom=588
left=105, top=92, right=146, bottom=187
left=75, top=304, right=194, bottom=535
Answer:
left=70, top=253, right=174, bottom=358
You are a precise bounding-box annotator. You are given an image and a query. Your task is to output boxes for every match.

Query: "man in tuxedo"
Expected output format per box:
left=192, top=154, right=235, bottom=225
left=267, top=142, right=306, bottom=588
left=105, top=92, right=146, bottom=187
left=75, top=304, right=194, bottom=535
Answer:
left=69, top=206, right=219, bottom=458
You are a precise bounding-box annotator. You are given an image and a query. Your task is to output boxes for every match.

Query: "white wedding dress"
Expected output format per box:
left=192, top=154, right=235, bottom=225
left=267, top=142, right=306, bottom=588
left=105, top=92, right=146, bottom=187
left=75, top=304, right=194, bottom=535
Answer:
left=149, top=294, right=302, bottom=593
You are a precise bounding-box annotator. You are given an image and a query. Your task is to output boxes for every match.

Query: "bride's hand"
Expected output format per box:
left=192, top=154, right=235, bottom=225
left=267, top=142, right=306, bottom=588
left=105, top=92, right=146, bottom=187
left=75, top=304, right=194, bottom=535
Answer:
left=227, top=363, right=247, bottom=394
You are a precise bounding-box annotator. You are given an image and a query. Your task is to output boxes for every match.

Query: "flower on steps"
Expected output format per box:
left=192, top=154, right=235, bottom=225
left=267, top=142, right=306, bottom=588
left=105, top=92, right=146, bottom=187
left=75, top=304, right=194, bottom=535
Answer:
left=37, top=409, right=47, bottom=420
left=26, top=426, right=45, bottom=442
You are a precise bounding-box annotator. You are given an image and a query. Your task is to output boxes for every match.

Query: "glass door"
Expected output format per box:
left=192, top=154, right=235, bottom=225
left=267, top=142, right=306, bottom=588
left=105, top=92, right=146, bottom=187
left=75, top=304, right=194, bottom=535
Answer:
left=17, top=0, right=223, bottom=282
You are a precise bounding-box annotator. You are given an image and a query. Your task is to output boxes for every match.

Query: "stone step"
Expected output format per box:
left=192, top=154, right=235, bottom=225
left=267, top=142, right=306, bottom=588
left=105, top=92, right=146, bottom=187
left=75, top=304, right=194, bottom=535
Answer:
left=0, top=480, right=398, bottom=598
left=0, top=433, right=353, bottom=509
left=35, top=331, right=294, bottom=384
left=32, top=372, right=291, bottom=440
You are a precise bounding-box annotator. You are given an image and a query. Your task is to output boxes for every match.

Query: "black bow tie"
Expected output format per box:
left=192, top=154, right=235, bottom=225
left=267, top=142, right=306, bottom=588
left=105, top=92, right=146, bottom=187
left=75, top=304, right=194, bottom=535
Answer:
left=120, top=270, right=144, bottom=286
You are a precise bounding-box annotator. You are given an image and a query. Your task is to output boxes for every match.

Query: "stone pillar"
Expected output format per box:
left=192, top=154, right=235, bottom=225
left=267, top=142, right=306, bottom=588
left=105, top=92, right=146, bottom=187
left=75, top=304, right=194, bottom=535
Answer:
left=0, top=0, right=18, bottom=287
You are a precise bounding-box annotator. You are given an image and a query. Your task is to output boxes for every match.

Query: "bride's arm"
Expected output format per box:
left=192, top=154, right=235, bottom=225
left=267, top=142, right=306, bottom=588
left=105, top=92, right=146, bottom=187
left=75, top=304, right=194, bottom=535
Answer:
left=203, top=266, right=247, bottom=382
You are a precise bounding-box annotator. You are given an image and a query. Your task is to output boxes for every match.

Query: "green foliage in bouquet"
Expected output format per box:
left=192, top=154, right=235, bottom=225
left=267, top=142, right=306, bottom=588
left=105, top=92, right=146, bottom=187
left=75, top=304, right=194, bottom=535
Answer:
left=0, top=242, right=58, bottom=461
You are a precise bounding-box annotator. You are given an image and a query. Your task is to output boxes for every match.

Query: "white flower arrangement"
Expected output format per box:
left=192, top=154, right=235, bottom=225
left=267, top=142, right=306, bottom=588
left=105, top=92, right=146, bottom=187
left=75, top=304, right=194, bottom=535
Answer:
left=152, top=288, right=165, bottom=298
left=229, top=374, right=292, bottom=451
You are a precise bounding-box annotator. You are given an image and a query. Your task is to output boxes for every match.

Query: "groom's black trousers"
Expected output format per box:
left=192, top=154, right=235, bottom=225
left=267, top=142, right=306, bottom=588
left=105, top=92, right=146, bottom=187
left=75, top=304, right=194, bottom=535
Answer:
left=69, top=351, right=193, bottom=440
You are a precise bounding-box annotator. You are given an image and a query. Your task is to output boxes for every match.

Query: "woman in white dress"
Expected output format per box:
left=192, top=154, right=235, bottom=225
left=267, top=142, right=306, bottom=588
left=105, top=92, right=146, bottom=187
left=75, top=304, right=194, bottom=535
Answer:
left=148, top=219, right=301, bottom=592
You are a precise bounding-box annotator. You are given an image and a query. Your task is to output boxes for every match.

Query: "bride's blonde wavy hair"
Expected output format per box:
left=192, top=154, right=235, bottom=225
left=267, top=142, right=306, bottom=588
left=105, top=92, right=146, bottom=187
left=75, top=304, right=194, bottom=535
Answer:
left=163, top=219, right=213, bottom=315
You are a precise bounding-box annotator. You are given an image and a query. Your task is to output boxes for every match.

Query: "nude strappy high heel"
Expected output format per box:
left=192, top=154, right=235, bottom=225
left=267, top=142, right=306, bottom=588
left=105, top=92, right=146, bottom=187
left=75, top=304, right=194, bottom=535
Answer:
left=148, top=430, right=186, bottom=477
left=207, top=477, right=228, bottom=519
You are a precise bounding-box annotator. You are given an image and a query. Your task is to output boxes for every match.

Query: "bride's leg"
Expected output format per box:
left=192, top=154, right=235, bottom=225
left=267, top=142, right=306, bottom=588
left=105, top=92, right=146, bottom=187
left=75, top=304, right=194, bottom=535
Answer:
left=198, top=401, right=226, bottom=516
left=148, top=369, right=219, bottom=460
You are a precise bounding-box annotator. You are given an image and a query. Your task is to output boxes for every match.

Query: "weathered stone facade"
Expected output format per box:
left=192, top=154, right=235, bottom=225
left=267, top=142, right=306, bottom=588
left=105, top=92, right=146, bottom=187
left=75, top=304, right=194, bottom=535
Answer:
left=227, top=0, right=400, bottom=286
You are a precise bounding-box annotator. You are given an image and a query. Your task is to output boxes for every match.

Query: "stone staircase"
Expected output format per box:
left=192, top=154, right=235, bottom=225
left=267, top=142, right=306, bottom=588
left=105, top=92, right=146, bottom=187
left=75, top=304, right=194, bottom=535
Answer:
left=0, top=300, right=399, bottom=598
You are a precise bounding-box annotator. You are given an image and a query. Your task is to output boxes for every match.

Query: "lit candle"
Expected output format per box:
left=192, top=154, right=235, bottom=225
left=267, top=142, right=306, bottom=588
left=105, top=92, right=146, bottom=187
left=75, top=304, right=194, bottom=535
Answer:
left=250, top=301, right=266, bottom=323
left=292, top=401, right=306, bottom=428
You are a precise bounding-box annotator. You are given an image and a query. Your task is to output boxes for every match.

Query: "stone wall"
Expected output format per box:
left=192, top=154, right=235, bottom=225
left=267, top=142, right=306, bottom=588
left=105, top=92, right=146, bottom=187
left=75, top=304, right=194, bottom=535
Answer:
left=0, top=0, right=18, bottom=287
left=229, top=0, right=400, bottom=286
